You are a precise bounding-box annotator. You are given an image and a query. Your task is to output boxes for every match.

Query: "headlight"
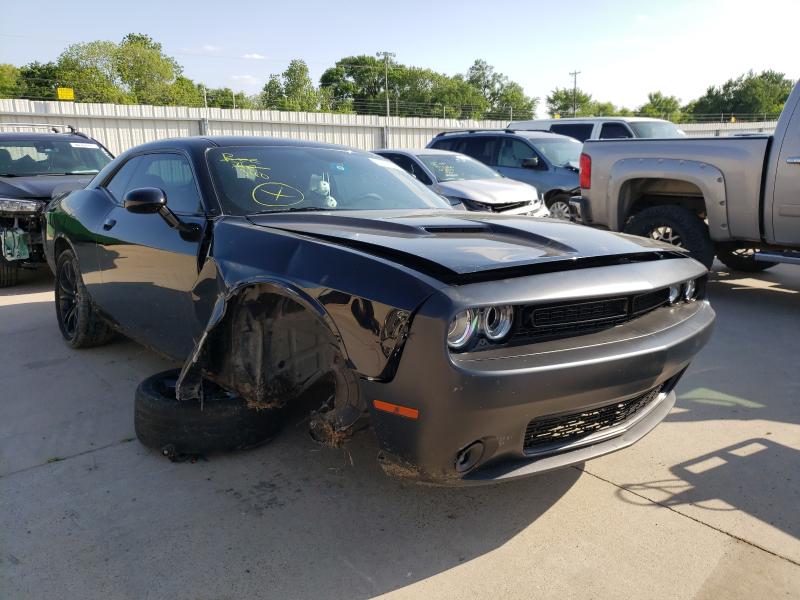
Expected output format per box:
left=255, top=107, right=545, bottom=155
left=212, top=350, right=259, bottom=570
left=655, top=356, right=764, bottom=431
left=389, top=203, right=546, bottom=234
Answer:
left=684, top=279, right=697, bottom=301
left=0, top=198, right=40, bottom=213
left=482, top=305, right=514, bottom=341
left=667, top=284, right=681, bottom=305
left=447, top=309, right=479, bottom=349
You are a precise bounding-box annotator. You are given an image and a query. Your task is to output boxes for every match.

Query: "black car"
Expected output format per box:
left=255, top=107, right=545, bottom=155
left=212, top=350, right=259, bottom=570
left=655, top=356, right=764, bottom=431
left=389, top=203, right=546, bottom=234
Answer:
left=0, top=125, right=113, bottom=286
left=44, top=136, right=714, bottom=485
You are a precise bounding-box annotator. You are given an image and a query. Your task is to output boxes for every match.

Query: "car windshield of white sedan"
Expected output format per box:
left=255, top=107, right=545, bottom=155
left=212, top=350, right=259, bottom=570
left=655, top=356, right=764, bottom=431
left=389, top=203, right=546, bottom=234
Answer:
left=207, top=146, right=452, bottom=214
left=531, top=138, right=583, bottom=168
left=0, top=139, right=112, bottom=177
left=417, top=153, right=501, bottom=182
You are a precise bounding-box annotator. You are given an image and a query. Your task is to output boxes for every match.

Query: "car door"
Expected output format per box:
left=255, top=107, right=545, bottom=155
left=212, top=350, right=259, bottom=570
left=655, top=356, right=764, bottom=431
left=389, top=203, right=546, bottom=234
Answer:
left=92, top=151, right=208, bottom=359
left=493, top=138, right=547, bottom=188
left=771, top=107, right=800, bottom=245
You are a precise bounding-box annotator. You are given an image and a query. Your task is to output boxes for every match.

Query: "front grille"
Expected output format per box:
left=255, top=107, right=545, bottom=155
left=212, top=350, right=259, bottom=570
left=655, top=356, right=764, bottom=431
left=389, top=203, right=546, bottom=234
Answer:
left=523, top=385, right=663, bottom=453
left=490, top=200, right=530, bottom=213
left=512, top=288, right=669, bottom=344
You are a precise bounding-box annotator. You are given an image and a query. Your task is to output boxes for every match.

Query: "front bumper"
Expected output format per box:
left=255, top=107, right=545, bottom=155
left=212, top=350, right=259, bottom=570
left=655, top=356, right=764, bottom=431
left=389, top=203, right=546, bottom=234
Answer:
left=362, top=291, right=714, bottom=485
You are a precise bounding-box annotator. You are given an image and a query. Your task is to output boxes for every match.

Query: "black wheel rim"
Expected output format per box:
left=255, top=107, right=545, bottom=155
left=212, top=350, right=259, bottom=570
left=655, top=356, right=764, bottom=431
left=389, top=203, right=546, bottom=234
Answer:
left=57, top=258, right=79, bottom=339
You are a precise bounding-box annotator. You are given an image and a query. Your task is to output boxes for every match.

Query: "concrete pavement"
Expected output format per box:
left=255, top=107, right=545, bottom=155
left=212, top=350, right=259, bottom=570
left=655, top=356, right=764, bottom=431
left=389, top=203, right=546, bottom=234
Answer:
left=1, top=264, right=798, bottom=599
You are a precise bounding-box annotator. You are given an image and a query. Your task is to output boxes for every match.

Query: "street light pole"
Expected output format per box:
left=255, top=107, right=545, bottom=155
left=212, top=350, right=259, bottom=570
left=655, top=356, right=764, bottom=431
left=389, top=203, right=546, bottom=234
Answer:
left=569, top=70, right=581, bottom=117
left=376, top=51, right=395, bottom=118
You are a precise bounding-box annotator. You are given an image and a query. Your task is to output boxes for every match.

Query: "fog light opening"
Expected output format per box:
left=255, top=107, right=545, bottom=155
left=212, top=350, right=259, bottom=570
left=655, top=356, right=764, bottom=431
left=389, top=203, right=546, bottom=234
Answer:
left=455, top=440, right=485, bottom=473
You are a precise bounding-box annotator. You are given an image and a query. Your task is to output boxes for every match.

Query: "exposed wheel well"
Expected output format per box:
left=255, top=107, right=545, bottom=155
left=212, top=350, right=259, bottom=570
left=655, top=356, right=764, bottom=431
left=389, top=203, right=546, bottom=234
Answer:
left=620, top=178, right=707, bottom=225
left=53, top=237, right=71, bottom=261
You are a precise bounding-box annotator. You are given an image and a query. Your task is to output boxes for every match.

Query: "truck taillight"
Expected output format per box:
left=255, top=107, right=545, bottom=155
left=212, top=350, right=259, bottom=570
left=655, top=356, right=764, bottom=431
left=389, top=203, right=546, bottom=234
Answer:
left=579, top=153, right=591, bottom=189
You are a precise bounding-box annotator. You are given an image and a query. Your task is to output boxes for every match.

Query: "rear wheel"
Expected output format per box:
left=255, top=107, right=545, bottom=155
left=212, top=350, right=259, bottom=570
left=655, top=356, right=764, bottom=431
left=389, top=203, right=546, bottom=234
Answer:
left=0, top=258, right=19, bottom=288
left=715, top=244, right=777, bottom=272
left=546, top=194, right=571, bottom=220
left=624, top=205, right=715, bottom=268
left=55, top=249, right=115, bottom=348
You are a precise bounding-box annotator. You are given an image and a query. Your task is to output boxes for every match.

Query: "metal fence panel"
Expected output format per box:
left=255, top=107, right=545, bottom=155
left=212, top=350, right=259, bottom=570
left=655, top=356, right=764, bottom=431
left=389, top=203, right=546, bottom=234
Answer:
left=0, top=99, right=507, bottom=155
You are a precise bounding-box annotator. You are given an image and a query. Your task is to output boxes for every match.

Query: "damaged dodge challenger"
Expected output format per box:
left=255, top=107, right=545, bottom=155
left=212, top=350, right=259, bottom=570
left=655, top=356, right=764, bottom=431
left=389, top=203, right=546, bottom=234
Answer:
left=44, top=136, right=714, bottom=484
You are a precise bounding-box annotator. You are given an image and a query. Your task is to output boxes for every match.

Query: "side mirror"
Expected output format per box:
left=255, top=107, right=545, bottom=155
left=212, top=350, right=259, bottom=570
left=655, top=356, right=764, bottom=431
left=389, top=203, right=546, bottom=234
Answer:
left=521, top=157, right=540, bottom=169
left=124, top=187, right=167, bottom=214
left=123, top=187, right=200, bottom=240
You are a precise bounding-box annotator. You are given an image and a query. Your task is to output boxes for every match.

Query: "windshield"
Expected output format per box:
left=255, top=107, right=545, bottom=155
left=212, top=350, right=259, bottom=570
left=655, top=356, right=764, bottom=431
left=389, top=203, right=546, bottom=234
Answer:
left=629, top=122, right=686, bottom=138
left=207, top=146, right=452, bottom=215
left=417, top=153, right=501, bottom=182
left=0, top=139, right=112, bottom=177
left=530, top=137, right=583, bottom=167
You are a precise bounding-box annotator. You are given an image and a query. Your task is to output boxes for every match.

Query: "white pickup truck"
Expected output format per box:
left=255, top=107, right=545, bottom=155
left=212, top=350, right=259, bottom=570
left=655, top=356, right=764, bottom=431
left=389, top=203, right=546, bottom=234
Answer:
left=572, top=83, right=800, bottom=270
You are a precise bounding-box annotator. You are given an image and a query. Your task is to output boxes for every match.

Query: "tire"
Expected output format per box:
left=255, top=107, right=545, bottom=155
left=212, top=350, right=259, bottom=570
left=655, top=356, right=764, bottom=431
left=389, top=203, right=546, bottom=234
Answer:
left=623, top=205, right=715, bottom=269
left=0, top=257, right=19, bottom=288
left=134, top=369, right=285, bottom=458
left=715, top=244, right=777, bottom=272
left=546, top=194, right=572, bottom=221
left=54, top=249, right=115, bottom=348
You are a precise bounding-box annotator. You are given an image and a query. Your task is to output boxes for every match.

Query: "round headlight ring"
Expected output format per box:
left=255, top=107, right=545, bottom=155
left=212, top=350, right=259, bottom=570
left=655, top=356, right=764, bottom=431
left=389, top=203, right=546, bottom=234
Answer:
left=482, top=305, right=514, bottom=341
left=447, top=309, right=479, bottom=349
left=684, top=279, right=697, bottom=302
left=668, top=284, right=681, bottom=305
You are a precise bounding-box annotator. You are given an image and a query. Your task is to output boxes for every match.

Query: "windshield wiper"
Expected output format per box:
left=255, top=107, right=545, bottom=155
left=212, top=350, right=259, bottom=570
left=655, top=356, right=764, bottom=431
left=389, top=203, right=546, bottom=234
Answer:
left=258, top=206, right=331, bottom=214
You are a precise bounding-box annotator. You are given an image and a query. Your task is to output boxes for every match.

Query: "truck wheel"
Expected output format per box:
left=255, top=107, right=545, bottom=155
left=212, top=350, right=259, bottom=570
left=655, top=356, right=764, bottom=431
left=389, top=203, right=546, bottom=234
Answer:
left=55, top=249, right=115, bottom=348
left=715, top=244, right=777, bottom=272
left=546, top=194, right=572, bottom=220
left=134, top=369, right=284, bottom=458
left=624, top=206, right=715, bottom=268
left=0, top=258, right=19, bottom=288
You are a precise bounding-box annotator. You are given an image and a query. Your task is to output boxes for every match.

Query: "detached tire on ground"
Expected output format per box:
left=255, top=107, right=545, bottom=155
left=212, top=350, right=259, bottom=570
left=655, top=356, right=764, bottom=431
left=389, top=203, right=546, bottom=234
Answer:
left=134, top=369, right=284, bottom=458
left=0, top=257, right=19, bottom=288
left=623, top=205, right=715, bottom=269
left=715, top=243, right=777, bottom=272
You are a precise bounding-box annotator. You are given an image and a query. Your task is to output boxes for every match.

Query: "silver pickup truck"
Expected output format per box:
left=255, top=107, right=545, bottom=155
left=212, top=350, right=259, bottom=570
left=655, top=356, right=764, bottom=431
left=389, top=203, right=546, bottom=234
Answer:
left=572, top=83, right=800, bottom=270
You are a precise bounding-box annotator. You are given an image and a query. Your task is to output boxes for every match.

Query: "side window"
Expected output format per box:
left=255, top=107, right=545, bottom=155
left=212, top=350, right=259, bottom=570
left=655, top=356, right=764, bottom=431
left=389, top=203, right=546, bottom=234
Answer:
left=497, top=139, right=537, bottom=168
left=430, top=138, right=455, bottom=151
left=549, top=123, right=594, bottom=142
left=599, top=123, right=634, bottom=139
left=457, top=137, right=500, bottom=166
left=104, top=157, right=142, bottom=202
left=381, top=154, right=432, bottom=185
left=127, top=154, right=202, bottom=214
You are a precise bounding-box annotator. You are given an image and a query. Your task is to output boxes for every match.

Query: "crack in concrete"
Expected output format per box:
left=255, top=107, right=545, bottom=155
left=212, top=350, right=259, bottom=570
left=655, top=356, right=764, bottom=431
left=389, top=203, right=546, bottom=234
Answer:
left=0, top=438, right=135, bottom=480
left=576, top=465, right=800, bottom=569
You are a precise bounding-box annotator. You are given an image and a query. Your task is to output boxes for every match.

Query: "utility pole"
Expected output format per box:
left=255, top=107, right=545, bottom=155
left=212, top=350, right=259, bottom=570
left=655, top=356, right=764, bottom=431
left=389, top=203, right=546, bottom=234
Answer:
left=202, top=85, right=208, bottom=109
left=569, top=70, right=581, bottom=117
left=376, top=51, right=395, bottom=118
left=232, top=89, right=236, bottom=110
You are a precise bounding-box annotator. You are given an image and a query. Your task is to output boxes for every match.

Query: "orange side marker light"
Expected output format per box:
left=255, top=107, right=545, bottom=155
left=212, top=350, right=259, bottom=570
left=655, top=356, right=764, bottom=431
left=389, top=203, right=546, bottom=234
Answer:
left=373, top=399, right=419, bottom=420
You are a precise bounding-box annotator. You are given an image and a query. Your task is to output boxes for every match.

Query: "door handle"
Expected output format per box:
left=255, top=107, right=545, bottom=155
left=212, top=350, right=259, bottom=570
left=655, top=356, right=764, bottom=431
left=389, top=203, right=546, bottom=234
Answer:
left=786, top=157, right=800, bottom=165
left=102, top=218, right=116, bottom=231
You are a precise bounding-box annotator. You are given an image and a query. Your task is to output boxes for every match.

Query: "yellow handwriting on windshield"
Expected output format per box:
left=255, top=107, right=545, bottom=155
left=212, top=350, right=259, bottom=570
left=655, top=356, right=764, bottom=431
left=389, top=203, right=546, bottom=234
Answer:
left=252, top=181, right=305, bottom=207
left=220, top=153, right=271, bottom=180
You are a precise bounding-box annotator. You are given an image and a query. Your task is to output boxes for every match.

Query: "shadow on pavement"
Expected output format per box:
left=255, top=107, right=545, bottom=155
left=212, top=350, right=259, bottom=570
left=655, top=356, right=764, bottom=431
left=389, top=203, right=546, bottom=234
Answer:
left=616, top=438, right=800, bottom=542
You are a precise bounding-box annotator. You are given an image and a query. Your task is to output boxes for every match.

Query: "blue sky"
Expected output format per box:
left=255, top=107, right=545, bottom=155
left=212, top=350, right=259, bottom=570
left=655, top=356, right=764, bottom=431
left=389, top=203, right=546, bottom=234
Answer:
left=1, top=0, right=796, bottom=114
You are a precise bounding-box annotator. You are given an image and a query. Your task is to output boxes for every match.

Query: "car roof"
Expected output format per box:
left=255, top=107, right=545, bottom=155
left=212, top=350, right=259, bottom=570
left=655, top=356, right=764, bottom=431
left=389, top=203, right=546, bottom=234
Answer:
left=121, top=136, right=361, bottom=154
left=510, top=117, right=668, bottom=125
left=433, top=129, right=572, bottom=141
left=0, top=131, right=99, bottom=141
left=375, top=148, right=461, bottom=157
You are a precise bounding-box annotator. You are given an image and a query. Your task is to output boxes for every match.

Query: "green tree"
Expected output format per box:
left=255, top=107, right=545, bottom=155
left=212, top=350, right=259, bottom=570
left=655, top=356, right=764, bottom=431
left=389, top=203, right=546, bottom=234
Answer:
left=57, top=40, right=130, bottom=103
left=281, top=60, right=318, bottom=111
left=260, top=74, right=285, bottom=109
left=466, top=59, right=537, bottom=119
left=112, top=33, right=183, bottom=104
left=204, top=87, right=253, bottom=109
left=546, top=87, right=593, bottom=117
left=169, top=77, right=204, bottom=107
left=320, top=55, right=385, bottom=113
left=689, top=70, right=793, bottom=117
left=638, top=91, right=681, bottom=119
left=0, top=64, right=20, bottom=97
left=16, top=62, right=62, bottom=100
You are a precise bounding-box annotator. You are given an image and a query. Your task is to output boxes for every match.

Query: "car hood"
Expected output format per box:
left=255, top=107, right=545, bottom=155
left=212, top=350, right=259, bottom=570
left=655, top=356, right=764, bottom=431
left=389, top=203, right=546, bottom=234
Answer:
left=0, top=174, right=93, bottom=199
left=435, top=178, right=537, bottom=205
left=247, top=210, right=685, bottom=283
